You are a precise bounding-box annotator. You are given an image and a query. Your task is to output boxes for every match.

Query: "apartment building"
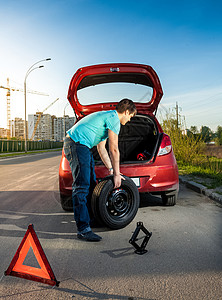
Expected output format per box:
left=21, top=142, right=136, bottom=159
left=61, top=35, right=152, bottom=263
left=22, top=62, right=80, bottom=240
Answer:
left=53, top=115, right=75, bottom=141
left=10, top=118, right=27, bottom=139
left=28, top=113, right=52, bottom=140
left=28, top=113, right=75, bottom=141
left=0, top=128, right=10, bottom=138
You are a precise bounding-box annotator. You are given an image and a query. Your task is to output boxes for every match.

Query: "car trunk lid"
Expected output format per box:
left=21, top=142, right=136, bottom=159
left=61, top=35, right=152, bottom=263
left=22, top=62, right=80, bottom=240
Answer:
left=67, top=63, right=163, bottom=117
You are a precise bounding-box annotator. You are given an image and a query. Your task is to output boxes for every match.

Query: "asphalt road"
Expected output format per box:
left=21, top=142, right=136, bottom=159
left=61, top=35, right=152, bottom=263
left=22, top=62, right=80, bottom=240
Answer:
left=0, top=152, right=222, bottom=300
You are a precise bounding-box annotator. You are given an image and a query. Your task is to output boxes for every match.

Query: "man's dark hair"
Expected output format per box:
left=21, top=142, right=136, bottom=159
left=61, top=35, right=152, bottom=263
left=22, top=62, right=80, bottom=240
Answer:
left=116, top=98, right=137, bottom=115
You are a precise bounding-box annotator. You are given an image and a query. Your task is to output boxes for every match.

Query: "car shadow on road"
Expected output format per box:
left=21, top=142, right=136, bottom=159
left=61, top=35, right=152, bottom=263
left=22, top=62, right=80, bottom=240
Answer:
left=0, top=190, right=166, bottom=240
left=139, top=192, right=163, bottom=207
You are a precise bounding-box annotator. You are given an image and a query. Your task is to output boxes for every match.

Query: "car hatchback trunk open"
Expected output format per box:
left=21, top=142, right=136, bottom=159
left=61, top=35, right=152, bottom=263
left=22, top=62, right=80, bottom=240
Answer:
left=59, top=63, right=179, bottom=226
left=92, top=114, right=159, bottom=164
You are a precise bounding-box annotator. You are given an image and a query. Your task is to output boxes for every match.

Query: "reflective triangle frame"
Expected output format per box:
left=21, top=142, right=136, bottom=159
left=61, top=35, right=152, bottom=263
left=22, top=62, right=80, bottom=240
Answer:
left=5, top=224, right=59, bottom=287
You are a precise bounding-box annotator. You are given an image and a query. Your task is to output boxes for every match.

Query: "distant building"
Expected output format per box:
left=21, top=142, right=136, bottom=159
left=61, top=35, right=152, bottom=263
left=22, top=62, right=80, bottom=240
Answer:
left=53, top=115, right=75, bottom=141
left=0, top=128, right=10, bottom=138
left=28, top=113, right=52, bottom=140
left=10, top=118, right=27, bottom=139
left=28, top=114, right=35, bottom=139
left=53, top=117, right=63, bottom=141
left=28, top=113, right=75, bottom=141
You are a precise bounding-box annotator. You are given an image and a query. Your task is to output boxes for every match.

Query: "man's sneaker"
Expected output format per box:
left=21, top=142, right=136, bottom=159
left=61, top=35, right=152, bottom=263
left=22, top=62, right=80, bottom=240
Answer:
left=77, top=231, right=102, bottom=242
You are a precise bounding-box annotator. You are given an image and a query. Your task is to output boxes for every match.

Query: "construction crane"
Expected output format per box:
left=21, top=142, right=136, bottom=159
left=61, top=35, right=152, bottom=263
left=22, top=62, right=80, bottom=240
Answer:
left=0, top=77, right=48, bottom=134
left=31, top=98, right=59, bottom=140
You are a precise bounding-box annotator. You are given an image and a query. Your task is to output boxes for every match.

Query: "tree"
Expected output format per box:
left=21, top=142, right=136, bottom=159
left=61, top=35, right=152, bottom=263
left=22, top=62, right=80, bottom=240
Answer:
left=190, top=126, right=199, bottom=135
left=162, top=117, right=178, bottom=133
left=200, top=126, right=213, bottom=143
left=215, top=126, right=222, bottom=145
left=188, top=126, right=200, bottom=139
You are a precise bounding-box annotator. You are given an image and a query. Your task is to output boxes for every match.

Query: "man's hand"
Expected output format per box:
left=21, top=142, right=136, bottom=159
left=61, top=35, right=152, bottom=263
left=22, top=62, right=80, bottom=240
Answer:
left=113, top=174, right=125, bottom=189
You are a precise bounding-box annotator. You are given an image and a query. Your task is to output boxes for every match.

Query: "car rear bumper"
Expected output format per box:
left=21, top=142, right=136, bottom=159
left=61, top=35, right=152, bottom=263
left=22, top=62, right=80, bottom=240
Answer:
left=59, top=155, right=179, bottom=196
left=96, top=163, right=179, bottom=193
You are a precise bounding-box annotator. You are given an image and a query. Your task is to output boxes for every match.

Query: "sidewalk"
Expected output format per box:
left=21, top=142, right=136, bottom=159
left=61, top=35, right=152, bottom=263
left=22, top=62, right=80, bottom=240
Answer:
left=179, top=175, right=222, bottom=204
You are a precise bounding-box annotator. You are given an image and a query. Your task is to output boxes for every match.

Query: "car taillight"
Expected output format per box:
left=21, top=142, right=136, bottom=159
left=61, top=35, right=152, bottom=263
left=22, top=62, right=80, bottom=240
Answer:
left=157, top=134, right=172, bottom=156
left=61, top=155, right=71, bottom=172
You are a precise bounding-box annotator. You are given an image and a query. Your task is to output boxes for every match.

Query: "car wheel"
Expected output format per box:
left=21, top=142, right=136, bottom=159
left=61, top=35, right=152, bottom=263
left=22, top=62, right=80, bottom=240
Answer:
left=91, top=176, right=140, bottom=229
left=161, top=192, right=177, bottom=206
left=60, top=194, right=73, bottom=211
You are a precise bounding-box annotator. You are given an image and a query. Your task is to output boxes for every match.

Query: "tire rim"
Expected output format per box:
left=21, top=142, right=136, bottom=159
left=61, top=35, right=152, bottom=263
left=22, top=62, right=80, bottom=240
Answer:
left=106, top=187, right=133, bottom=218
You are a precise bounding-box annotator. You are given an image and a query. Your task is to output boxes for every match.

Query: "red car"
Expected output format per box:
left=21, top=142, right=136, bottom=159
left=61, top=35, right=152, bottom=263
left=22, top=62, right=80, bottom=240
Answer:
left=59, top=63, right=179, bottom=228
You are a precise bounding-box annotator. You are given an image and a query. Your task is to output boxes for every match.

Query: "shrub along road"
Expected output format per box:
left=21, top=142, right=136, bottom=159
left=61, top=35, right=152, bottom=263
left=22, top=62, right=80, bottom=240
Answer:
left=0, top=152, right=221, bottom=299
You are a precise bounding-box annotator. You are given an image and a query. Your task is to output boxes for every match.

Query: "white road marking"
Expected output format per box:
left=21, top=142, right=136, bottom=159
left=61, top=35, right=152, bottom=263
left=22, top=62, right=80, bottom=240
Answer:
left=0, top=214, right=26, bottom=219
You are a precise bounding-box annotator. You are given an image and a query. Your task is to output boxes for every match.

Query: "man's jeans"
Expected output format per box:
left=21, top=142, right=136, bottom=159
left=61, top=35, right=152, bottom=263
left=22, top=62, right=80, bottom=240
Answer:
left=63, top=136, right=96, bottom=233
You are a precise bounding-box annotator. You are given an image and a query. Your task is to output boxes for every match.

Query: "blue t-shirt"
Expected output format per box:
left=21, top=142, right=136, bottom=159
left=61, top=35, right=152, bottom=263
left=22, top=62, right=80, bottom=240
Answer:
left=67, top=110, right=120, bottom=149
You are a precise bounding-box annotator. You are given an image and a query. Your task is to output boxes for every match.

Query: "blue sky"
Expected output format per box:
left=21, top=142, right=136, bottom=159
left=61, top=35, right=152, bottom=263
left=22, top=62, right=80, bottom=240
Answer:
left=0, top=0, right=221, bottom=131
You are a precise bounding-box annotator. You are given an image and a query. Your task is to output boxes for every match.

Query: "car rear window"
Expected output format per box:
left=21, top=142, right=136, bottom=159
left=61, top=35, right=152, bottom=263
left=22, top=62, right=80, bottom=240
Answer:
left=77, top=81, right=153, bottom=105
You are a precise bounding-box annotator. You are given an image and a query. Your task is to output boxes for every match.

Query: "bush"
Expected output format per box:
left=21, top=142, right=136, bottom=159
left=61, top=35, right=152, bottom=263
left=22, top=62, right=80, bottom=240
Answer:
left=161, top=115, right=221, bottom=187
left=161, top=117, right=205, bottom=164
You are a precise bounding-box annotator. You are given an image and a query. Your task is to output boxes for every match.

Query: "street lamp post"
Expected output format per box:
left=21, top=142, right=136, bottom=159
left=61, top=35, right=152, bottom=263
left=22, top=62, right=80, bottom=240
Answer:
left=24, top=58, right=51, bottom=152
left=63, top=103, right=69, bottom=139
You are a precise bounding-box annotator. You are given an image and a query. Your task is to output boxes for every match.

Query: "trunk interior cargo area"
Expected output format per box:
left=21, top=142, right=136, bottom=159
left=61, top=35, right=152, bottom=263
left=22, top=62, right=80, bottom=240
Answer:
left=92, top=114, right=159, bottom=164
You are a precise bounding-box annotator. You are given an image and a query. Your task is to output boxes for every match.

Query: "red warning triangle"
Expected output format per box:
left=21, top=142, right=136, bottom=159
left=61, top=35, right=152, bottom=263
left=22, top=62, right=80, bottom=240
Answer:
left=5, top=224, right=59, bottom=286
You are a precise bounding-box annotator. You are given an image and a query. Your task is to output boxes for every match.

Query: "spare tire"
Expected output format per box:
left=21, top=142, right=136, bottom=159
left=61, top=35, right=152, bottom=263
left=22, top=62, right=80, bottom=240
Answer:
left=91, top=176, right=140, bottom=229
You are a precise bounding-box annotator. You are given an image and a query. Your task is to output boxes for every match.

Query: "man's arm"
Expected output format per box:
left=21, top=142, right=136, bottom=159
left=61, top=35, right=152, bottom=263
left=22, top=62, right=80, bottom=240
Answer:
left=108, top=129, right=125, bottom=188
left=97, top=131, right=124, bottom=188
left=97, top=139, right=113, bottom=172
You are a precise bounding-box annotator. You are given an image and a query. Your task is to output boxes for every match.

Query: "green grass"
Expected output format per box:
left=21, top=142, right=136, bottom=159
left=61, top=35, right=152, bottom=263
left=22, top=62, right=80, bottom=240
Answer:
left=178, top=158, right=222, bottom=190
left=0, top=148, right=62, bottom=158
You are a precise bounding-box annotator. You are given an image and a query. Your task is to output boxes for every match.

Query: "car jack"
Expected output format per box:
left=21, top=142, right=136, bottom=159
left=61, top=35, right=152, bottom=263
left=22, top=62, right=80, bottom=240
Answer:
left=129, top=222, right=152, bottom=255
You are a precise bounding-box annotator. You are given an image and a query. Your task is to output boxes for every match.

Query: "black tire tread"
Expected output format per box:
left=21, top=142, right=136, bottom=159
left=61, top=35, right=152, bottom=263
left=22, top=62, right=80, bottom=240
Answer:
left=92, top=176, right=140, bottom=229
left=162, top=194, right=177, bottom=206
left=91, top=180, right=109, bottom=226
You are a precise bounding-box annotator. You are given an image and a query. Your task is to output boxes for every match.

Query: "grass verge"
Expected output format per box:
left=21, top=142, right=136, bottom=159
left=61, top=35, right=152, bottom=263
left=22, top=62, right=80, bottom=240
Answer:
left=0, top=148, right=62, bottom=158
left=178, top=159, right=222, bottom=191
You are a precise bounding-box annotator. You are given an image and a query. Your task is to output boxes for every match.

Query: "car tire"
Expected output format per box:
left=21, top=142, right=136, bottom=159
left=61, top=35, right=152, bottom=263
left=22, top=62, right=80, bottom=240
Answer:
left=161, top=192, right=177, bottom=206
left=91, top=175, right=140, bottom=229
left=60, top=194, right=73, bottom=211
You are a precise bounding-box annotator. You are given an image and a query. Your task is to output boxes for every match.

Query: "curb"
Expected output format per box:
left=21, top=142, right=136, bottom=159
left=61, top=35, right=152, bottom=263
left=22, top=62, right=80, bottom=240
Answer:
left=179, top=175, right=222, bottom=204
